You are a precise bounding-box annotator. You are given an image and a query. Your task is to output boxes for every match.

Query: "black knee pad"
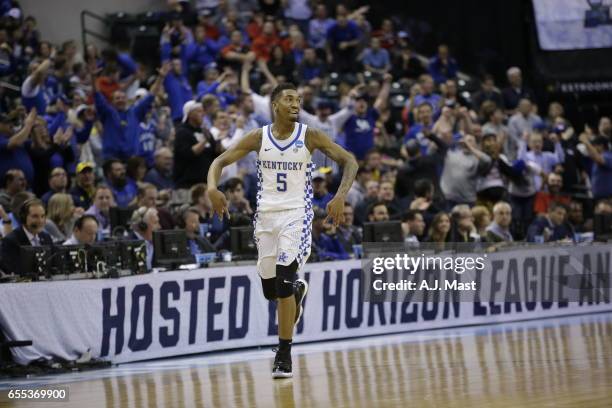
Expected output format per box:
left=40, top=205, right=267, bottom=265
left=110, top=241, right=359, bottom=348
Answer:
left=276, top=261, right=298, bottom=298
left=261, top=277, right=277, bottom=300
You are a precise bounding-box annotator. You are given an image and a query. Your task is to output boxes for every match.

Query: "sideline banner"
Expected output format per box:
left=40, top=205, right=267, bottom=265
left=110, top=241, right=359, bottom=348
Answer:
left=0, top=245, right=611, bottom=365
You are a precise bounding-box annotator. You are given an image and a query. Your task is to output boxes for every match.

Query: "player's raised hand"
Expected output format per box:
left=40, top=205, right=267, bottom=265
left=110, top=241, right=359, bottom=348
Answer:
left=324, top=196, right=345, bottom=227
left=208, top=188, right=230, bottom=220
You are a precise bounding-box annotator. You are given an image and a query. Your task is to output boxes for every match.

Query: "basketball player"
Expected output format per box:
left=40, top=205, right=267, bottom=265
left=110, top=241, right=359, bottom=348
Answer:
left=207, top=83, right=358, bottom=378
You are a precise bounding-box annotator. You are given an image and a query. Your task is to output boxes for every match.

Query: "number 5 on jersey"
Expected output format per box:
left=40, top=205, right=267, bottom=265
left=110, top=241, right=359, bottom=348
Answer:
left=277, top=173, right=287, bottom=192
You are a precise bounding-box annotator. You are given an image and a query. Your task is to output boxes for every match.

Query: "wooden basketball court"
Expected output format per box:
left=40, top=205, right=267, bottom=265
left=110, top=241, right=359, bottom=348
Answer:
left=1, top=312, right=611, bottom=407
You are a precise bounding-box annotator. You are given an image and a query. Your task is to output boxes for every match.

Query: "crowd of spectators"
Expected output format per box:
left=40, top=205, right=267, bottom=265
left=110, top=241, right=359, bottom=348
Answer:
left=1, top=0, right=611, bottom=275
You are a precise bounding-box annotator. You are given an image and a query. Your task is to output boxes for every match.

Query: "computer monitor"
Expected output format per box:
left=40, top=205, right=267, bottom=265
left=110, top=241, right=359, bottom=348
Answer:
left=20, top=245, right=52, bottom=280
left=51, top=245, right=87, bottom=275
left=109, top=207, right=135, bottom=237
left=363, top=221, right=403, bottom=243
left=594, top=214, right=612, bottom=241
left=87, top=242, right=121, bottom=274
left=230, top=226, right=257, bottom=259
left=153, top=230, right=193, bottom=269
left=118, top=240, right=148, bottom=274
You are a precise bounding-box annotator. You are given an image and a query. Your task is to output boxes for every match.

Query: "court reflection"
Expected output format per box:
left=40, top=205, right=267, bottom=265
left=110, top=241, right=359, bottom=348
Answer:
left=87, top=315, right=612, bottom=407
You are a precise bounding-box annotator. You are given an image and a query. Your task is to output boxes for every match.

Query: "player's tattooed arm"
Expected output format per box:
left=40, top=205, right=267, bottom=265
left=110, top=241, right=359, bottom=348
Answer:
left=306, top=127, right=358, bottom=225
left=207, top=128, right=262, bottom=219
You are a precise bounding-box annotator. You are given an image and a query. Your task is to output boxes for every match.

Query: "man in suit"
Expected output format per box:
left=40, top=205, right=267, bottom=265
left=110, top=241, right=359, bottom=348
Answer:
left=501, top=67, right=535, bottom=113
left=337, top=202, right=362, bottom=252
left=182, top=207, right=215, bottom=257
left=1, top=198, right=53, bottom=275
left=486, top=201, right=514, bottom=243
left=526, top=201, right=574, bottom=243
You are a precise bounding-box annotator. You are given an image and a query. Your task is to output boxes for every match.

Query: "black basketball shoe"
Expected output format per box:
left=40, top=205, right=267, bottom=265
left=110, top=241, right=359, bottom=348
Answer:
left=272, top=347, right=292, bottom=379
left=294, top=279, right=308, bottom=325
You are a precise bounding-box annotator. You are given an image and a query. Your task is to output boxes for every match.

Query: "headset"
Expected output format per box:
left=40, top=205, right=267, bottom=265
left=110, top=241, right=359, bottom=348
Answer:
left=131, top=206, right=151, bottom=232
left=19, top=198, right=44, bottom=225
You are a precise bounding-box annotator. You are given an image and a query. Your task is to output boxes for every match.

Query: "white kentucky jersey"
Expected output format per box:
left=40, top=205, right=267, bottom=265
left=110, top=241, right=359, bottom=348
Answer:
left=256, top=122, right=313, bottom=212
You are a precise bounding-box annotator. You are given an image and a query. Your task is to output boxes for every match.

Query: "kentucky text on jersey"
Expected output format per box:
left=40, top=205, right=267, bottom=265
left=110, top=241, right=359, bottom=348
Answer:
left=259, top=160, right=304, bottom=171
left=256, top=122, right=311, bottom=212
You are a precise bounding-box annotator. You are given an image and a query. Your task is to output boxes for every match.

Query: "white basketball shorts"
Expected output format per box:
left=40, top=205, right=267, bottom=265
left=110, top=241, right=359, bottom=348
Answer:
left=253, top=207, right=313, bottom=279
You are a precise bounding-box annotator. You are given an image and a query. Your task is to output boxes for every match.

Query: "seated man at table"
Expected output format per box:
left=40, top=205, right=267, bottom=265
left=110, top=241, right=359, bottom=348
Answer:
left=0, top=198, right=53, bottom=275
left=129, top=206, right=161, bottom=270
left=63, top=215, right=99, bottom=246
left=182, top=207, right=215, bottom=256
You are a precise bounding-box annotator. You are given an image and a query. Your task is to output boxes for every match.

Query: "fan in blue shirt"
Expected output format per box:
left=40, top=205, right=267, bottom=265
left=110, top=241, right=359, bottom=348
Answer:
left=160, top=18, right=194, bottom=70
left=308, top=4, right=334, bottom=49
left=43, top=97, right=94, bottom=175
left=428, top=44, right=459, bottom=84
left=21, top=59, right=51, bottom=115
left=580, top=134, right=612, bottom=200
left=343, top=74, right=392, bottom=160
left=196, top=66, right=237, bottom=109
left=326, top=14, right=361, bottom=73
left=186, top=25, right=220, bottom=70
left=103, top=159, right=138, bottom=208
left=137, top=117, right=157, bottom=168
left=0, top=111, right=37, bottom=186
left=117, top=52, right=138, bottom=80
left=93, top=63, right=169, bottom=160
left=163, top=59, right=193, bottom=122
left=403, top=102, right=435, bottom=155
left=360, top=38, right=391, bottom=74
left=312, top=172, right=334, bottom=210
left=407, top=75, right=442, bottom=117
left=143, top=147, right=175, bottom=191
left=326, top=17, right=360, bottom=49
left=312, top=210, right=350, bottom=261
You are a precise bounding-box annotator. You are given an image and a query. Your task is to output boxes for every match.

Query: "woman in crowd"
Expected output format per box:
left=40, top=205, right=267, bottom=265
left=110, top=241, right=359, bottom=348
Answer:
left=472, top=205, right=491, bottom=239
left=267, top=45, right=295, bottom=82
left=37, top=40, right=54, bottom=59
left=85, top=43, right=102, bottom=68
left=45, top=193, right=82, bottom=243
left=126, top=156, right=148, bottom=185
left=425, top=211, right=451, bottom=250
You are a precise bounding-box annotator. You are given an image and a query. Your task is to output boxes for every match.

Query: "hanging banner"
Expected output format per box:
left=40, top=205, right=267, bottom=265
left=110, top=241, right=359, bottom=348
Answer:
left=533, top=0, right=612, bottom=50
